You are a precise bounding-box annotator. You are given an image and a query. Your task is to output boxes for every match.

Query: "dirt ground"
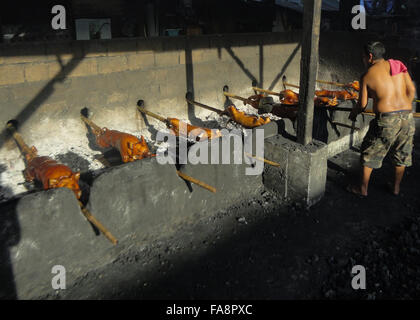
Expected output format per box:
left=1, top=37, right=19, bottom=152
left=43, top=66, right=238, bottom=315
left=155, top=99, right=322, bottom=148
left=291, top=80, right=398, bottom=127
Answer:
left=40, top=120, right=420, bottom=300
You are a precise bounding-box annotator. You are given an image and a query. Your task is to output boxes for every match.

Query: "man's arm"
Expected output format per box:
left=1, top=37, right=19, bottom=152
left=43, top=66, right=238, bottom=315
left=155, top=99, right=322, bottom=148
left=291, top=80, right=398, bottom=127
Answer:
left=403, top=72, right=416, bottom=102
left=349, top=75, right=368, bottom=121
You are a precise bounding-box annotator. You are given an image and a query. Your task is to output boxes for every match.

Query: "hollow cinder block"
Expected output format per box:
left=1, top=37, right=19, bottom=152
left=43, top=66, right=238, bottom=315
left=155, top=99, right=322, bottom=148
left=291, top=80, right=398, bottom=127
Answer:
left=263, top=134, right=327, bottom=207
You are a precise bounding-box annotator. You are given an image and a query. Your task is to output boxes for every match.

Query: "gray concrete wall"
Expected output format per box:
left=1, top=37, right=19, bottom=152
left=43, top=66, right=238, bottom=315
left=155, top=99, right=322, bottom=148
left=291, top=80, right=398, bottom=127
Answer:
left=0, top=135, right=265, bottom=299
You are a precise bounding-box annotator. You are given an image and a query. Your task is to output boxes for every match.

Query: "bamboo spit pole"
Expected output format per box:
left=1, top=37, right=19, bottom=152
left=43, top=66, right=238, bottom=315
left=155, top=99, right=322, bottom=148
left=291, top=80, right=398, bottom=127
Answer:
left=176, top=170, right=216, bottom=193
left=137, top=105, right=217, bottom=193
left=6, top=122, right=34, bottom=156
left=186, top=98, right=225, bottom=115
left=81, top=114, right=102, bottom=135
left=223, top=91, right=248, bottom=102
left=282, top=82, right=300, bottom=89
left=244, top=152, right=281, bottom=167
left=251, top=87, right=282, bottom=97
left=187, top=97, right=282, bottom=168
left=79, top=201, right=118, bottom=245
left=316, top=79, right=350, bottom=87
left=6, top=122, right=118, bottom=245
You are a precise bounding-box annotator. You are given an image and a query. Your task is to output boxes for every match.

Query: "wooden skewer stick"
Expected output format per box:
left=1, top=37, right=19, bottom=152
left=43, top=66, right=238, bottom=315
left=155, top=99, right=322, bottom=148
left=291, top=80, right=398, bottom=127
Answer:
left=223, top=91, right=248, bottom=102
left=137, top=106, right=168, bottom=123
left=6, top=122, right=35, bottom=157
left=176, top=170, right=216, bottom=193
left=137, top=104, right=217, bottom=193
left=251, top=87, right=281, bottom=97
left=7, top=123, right=118, bottom=245
left=244, top=152, right=281, bottom=167
left=186, top=97, right=282, bottom=168
left=81, top=114, right=102, bottom=135
left=78, top=201, right=118, bottom=245
left=186, top=98, right=225, bottom=115
left=282, top=82, right=300, bottom=89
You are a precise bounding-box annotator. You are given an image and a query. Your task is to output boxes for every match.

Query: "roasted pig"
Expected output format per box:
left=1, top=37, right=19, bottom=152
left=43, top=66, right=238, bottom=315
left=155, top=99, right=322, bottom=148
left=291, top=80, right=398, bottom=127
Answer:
left=227, top=105, right=271, bottom=128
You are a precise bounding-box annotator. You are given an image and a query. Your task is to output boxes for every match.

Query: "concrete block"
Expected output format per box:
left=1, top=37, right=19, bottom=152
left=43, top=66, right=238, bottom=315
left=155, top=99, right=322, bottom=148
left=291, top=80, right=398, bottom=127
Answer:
left=127, top=53, right=155, bottom=71
left=0, top=44, right=46, bottom=64
left=70, top=58, right=98, bottom=78
left=44, top=42, right=79, bottom=61
left=24, top=63, right=50, bottom=83
left=107, top=39, right=137, bottom=57
left=87, top=158, right=187, bottom=241
left=263, top=137, right=288, bottom=198
left=0, top=65, right=25, bottom=86
left=83, top=40, right=108, bottom=57
left=180, top=136, right=264, bottom=212
left=263, top=135, right=327, bottom=207
left=0, top=188, right=115, bottom=299
left=97, top=55, right=129, bottom=75
left=155, top=51, right=180, bottom=67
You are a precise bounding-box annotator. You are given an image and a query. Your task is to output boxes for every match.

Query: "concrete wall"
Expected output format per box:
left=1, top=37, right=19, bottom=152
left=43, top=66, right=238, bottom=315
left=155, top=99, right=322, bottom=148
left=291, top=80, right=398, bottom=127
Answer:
left=0, top=134, right=265, bottom=299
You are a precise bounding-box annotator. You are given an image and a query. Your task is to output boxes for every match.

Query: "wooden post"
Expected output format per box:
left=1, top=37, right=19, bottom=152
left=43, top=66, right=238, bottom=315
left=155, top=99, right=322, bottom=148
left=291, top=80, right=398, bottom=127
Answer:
left=297, top=0, right=322, bottom=145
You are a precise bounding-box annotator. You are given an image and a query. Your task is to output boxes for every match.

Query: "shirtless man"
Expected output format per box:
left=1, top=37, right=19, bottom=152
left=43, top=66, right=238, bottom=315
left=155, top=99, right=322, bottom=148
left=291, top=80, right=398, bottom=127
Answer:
left=348, top=41, right=416, bottom=196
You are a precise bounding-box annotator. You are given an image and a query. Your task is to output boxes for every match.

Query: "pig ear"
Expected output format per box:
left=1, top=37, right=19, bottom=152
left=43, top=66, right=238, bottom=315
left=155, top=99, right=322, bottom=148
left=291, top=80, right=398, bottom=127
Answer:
left=141, top=136, right=146, bottom=143
left=48, top=178, right=58, bottom=187
left=31, top=146, right=37, bottom=153
left=74, top=172, right=80, bottom=180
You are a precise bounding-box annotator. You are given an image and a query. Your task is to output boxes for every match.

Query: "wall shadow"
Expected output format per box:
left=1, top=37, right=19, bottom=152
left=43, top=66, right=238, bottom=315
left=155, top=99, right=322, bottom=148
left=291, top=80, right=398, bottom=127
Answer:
left=0, top=164, right=20, bottom=299
left=268, top=42, right=301, bottom=91
left=0, top=54, right=85, bottom=150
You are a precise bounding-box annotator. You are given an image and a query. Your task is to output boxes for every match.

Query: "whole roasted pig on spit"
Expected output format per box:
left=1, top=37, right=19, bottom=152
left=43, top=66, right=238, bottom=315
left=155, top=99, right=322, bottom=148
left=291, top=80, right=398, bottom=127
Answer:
left=81, top=110, right=153, bottom=163
left=137, top=101, right=221, bottom=141
left=226, top=105, right=271, bottom=128
left=6, top=121, right=118, bottom=245
left=6, top=122, right=82, bottom=199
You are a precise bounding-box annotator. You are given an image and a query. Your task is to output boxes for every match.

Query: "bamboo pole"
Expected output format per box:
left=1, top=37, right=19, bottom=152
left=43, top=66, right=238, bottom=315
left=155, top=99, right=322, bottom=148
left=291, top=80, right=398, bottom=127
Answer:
left=316, top=79, right=349, bottom=87
left=244, top=152, right=281, bottom=167
left=251, top=87, right=281, bottom=97
left=79, top=201, right=118, bottom=245
left=81, top=114, right=102, bottom=135
left=187, top=97, right=283, bottom=168
left=6, top=122, right=35, bottom=157
left=176, top=170, right=216, bottom=193
left=137, top=105, right=168, bottom=123
left=223, top=91, right=248, bottom=102
left=186, top=98, right=225, bottom=115
left=282, top=82, right=300, bottom=89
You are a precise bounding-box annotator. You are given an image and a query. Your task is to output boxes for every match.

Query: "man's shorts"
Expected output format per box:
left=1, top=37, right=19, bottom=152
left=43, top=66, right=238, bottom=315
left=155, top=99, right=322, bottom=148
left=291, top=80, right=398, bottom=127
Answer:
left=361, top=110, right=415, bottom=169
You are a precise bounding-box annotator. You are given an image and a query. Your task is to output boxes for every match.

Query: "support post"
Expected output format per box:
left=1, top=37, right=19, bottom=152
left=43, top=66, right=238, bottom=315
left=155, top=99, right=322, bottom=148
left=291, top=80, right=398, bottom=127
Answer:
left=297, top=0, right=322, bottom=145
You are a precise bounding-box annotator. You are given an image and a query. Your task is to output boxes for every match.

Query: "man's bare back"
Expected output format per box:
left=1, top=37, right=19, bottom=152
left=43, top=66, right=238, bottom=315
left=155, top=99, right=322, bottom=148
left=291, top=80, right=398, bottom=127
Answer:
left=348, top=41, right=416, bottom=197
left=361, top=59, right=415, bottom=113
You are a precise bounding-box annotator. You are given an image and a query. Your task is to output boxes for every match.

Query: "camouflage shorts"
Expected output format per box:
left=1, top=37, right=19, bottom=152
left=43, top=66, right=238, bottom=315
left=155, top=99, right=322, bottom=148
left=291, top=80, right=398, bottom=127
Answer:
left=361, top=111, right=415, bottom=169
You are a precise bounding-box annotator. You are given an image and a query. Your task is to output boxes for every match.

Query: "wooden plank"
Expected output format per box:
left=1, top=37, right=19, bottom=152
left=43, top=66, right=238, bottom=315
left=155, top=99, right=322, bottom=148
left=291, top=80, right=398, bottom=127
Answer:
left=296, top=0, right=322, bottom=145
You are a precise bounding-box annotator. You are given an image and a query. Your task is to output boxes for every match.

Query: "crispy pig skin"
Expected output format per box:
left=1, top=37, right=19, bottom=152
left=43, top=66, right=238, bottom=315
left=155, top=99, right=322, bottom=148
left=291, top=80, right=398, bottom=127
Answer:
left=167, top=118, right=221, bottom=141
left=24, top=155, right=82, bottom=199
left=96, top=128, right=152, bottom=162
left=227, top=105, right=271, bottom=128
